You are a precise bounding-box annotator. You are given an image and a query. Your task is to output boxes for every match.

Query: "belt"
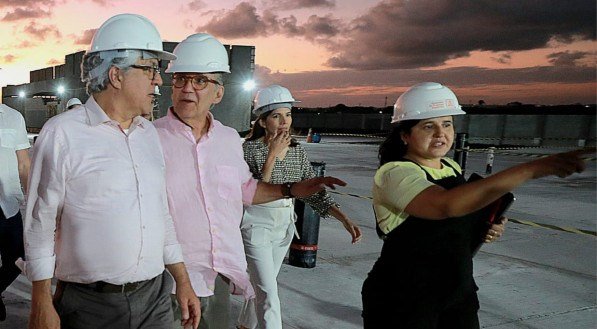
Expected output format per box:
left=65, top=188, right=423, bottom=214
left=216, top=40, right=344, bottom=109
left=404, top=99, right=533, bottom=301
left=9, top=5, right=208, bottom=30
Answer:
left=62, top=277, right=154, bottom=294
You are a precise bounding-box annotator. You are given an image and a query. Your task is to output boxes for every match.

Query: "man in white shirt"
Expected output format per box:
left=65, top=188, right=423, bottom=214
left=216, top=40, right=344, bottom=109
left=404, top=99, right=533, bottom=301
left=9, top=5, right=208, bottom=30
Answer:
left=19, top=14, right=200, bottom=329
left=0, top=104, right=30, bottom=322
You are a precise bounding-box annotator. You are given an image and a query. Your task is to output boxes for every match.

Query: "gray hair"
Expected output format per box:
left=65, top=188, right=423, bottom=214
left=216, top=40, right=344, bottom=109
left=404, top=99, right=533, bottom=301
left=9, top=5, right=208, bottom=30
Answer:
left=211, top=73, right=224, bottom=85
left=81, top=50, right=158, bottom=95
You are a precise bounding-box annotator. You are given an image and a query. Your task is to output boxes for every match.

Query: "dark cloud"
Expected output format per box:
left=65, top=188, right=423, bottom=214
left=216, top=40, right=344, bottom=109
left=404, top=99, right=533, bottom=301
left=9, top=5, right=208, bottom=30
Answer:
left=196, top=2, right=341, bottom=42
left=327, top=0, right=596, bottom=69
left=281, top=14, right=342, bottom=41
left=3, top=54, right=16, bottom=63
left=188, top=0, right=206, bottom=11
left=265, top=0, right=335, bottom=10
left=255, top=64, right=595, bottom=105
left=547, top=51, right=591, bottom=66
left=197, top=2, right=274, bottom=38
left=73, top=28, right=97, bottom=45
left=2, top=8, right=50, bottom=21
left=23, top=21, right=61, bottom=40
left=199, top=1, right=594, bottom=70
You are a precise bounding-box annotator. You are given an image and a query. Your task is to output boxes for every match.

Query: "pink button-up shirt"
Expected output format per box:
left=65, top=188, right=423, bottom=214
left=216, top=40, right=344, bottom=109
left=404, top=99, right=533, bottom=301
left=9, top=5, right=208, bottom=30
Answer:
left=154, top=109, right=258, bottom=298
left=19, top=96, right=183, bottom=284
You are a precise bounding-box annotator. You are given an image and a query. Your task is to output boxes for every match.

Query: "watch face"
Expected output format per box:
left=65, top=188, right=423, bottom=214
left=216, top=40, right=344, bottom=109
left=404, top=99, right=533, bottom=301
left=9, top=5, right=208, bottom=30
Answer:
left=283, top=182, right=293, bottom=198
left=283, top=183, right=290, bottom=198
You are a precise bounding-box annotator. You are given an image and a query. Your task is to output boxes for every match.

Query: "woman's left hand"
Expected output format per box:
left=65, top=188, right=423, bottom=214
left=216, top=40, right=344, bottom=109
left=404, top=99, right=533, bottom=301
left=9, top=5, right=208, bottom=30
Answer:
left=484, top=216, right=508, bottom=243
left=341, top=219, right=363, bottom=244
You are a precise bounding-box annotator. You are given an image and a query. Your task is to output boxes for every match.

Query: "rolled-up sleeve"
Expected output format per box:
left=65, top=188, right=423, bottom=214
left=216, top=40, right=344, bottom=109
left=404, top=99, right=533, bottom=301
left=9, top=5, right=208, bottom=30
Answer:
left=240, top=166, right=258, bottom=206
left=155, top=138, right=184, bottom=265
left=239, top=139, right=259, bottom=205
left=19, top=126, right=67, bottom=281
left=163, top=216, right=184, bottom=265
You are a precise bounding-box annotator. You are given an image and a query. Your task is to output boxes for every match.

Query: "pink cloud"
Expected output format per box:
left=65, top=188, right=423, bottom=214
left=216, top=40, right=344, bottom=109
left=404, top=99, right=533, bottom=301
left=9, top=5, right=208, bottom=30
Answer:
left=2, top=8, right=50, bottom=21
left=3, top=54, right=16, bottom=63
left=23, top=21, right=61, bottom=40
left=73, top=28, right=97, bottom=45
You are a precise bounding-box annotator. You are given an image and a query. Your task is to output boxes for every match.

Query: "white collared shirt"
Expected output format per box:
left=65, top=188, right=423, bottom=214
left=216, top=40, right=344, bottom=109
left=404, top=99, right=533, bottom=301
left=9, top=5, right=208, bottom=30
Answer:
left=19, top=96, right=183, bottom=284
left=0, top=104, right=30, bottom=218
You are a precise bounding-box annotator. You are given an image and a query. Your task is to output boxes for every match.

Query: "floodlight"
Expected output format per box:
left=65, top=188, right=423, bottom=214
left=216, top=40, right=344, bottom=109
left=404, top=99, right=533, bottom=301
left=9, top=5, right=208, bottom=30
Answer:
left=243, top=80, right=256, bottom=91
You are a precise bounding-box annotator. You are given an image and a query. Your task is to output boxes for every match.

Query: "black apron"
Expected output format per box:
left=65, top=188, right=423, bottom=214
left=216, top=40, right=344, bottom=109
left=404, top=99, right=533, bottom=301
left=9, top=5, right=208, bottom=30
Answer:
left=362, top=159, right=486, bottom=328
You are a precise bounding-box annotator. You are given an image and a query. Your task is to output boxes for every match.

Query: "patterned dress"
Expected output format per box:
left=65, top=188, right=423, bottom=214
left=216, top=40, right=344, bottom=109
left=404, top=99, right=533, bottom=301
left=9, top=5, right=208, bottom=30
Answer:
left=242, top=138, right=338, bottom=216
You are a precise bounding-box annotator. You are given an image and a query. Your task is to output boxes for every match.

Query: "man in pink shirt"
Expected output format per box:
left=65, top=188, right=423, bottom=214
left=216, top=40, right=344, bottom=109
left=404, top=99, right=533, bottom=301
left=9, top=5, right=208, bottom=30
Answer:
left=20, top=14, right=200, bottom=329
left=154, top=33, right=345, bottom=329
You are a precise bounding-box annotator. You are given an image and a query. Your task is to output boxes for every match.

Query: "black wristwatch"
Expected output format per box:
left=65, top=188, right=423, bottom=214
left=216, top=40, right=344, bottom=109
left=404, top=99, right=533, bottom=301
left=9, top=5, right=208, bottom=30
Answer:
left=281, top=182, right=295, bottom=198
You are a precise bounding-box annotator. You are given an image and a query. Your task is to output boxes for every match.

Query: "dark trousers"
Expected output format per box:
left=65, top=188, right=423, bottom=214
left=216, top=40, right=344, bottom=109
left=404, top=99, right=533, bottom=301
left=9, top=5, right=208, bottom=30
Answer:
left=362, top=278, right=480, bottom=329
left=55, top=272, right=174, bottom=329
left=0, top=210, right=24, bottom=295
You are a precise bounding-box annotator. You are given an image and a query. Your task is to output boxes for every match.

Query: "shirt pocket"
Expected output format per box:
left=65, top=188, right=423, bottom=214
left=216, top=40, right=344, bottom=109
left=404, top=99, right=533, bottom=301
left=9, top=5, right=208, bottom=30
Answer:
left=216, top=165, right=241, bottom=201
left=0, top=128, right=17, bottom=148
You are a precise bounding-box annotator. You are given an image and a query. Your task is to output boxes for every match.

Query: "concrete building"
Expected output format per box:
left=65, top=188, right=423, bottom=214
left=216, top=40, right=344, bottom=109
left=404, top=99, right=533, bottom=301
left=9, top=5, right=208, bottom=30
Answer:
left=1, top=42, right=255, bottom=132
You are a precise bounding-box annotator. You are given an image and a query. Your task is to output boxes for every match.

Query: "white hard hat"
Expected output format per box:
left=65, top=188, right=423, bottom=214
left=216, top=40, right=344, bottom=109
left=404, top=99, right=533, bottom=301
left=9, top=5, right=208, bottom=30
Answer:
left=391, top=82, right=466, bottom=124
left=66, top=98, right=82, bottom=109
left=88, top=14, right=175, bottom=60
left=165, top=33, right=230, bottom=73
left=253, top=85, right=300, bottom=116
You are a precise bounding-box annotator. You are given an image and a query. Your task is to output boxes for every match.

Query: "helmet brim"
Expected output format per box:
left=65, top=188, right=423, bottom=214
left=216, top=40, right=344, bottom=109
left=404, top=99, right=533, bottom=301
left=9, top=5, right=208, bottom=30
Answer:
left=153, top=50, right=176, bottom=61
left=392, top=108, right=466, bottom=124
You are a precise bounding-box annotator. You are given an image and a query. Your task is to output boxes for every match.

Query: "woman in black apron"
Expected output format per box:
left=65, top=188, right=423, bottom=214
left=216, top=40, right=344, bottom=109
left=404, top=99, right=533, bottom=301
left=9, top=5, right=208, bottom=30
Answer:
left=362, top=82, right=589, bottom=329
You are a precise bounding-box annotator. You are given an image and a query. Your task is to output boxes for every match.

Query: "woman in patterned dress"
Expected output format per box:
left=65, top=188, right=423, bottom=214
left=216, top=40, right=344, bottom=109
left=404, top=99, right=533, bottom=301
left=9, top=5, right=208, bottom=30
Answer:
left=237, top=85, right=362, bottom=329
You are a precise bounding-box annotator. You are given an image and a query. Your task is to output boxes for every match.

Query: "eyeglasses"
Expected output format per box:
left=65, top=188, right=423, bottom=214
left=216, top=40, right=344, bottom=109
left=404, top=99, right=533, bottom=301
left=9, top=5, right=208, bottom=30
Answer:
left=171, top=75, right=221, bottom=91
left=130, top=64, right=161, bottom=81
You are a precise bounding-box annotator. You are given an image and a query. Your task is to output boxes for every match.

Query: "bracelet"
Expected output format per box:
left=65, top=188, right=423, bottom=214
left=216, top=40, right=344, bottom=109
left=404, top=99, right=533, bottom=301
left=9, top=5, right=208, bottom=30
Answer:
left=281, top=182, right=295, bottom=198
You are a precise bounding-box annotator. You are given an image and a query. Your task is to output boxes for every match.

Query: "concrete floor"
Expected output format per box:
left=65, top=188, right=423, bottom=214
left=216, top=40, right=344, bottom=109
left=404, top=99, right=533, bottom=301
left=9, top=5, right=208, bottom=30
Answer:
left=2, top=137, right=595, bottom=328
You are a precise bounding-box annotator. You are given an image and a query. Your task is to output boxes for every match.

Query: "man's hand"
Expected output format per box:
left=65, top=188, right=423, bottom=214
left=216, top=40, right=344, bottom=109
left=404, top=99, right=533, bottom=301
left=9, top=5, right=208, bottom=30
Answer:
left=176, top=282, right=201, bottom=329
left=290, top=176, right=347, bottom=198
left=29, top=302, right=60, bottom=329
left=167, top=263, right=201, bottom=329
left=29, top=280, right=60, bottom=329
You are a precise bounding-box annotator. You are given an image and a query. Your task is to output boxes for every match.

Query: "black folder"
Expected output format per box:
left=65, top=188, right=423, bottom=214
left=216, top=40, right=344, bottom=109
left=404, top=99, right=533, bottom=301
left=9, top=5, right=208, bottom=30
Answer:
left=468, top=173, right=515, bottom=256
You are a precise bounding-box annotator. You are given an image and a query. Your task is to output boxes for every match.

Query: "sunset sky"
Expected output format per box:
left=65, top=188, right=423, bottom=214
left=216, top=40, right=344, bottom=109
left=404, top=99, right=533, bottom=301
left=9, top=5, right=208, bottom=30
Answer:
left=0, top=0, right=595, bottom=107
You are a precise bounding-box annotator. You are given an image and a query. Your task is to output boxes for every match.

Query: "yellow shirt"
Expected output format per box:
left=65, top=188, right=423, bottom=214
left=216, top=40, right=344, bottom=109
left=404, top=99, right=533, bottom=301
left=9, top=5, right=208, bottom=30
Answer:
left=372, top=158, right=462, bottom=234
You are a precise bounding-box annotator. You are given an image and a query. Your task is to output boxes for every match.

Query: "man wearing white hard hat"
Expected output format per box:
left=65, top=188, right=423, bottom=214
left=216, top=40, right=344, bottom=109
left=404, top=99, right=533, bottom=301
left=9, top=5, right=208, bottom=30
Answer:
left=65, top=98, right=82, bottom=110
left=154, top=33, right=346, bottom=329
left=19, top=14, right=200, bottom=329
